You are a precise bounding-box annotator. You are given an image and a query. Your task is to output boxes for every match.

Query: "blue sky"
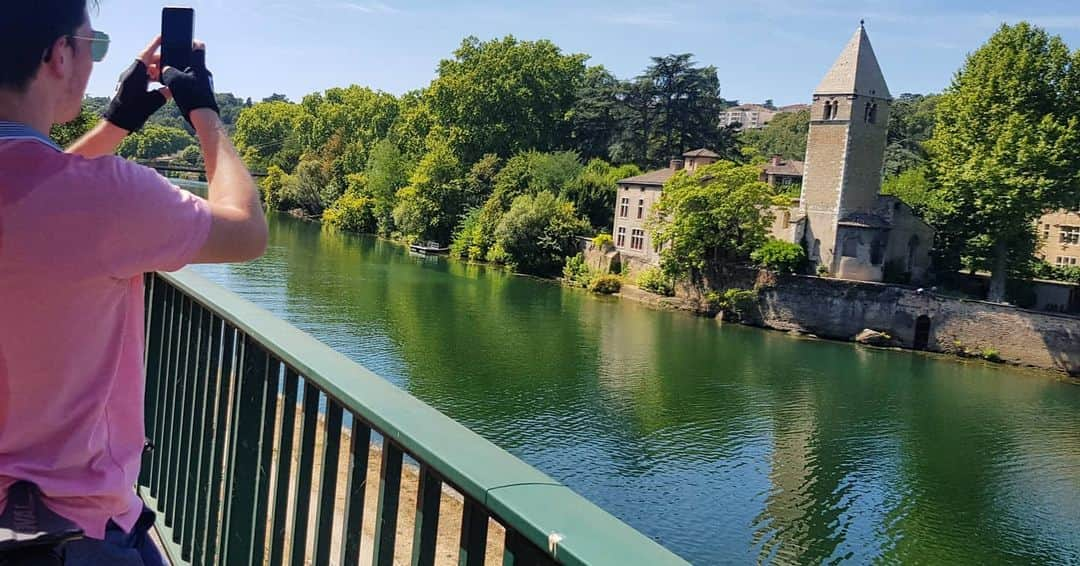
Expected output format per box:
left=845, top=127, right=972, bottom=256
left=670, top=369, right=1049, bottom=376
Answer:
left=87, top=0, right=1080, bottom=106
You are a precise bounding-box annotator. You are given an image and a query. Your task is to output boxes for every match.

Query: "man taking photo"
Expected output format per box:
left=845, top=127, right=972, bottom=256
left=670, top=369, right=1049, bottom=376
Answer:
left=0, top=1, right=267, bottom=564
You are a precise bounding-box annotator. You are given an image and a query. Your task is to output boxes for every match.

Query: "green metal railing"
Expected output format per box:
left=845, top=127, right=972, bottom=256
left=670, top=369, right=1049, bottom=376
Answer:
left=139, top=270, right=687, bottom=566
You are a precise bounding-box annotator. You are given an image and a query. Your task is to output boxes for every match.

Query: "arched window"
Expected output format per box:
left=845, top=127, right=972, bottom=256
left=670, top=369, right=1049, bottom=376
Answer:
left=907, top=235, right=920, bottom=271
left=822, top=101, right=832, bottom=120
left=869, top=103, right=878, bottom=124
left=864, top=102, right=872, bottom=122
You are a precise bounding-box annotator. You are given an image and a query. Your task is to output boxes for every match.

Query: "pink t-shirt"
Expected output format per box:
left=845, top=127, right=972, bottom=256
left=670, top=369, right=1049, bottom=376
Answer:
left=0, top=135, right=212, bottom=538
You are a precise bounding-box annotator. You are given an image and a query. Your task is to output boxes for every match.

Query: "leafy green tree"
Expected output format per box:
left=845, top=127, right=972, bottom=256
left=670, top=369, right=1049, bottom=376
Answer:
left=116, top=124, right=195, bottom=160
left=177, top=144, right=203, bottom=167
left=650, top=161, right=774, bottom=280
left=926, top=23, right=1080, bottom=301
left=392, top=137, right=463, bottom=243
left=50, top=106, right=99, bottom=148
left=563, top=159, right=642, bottom=229
left=363, top=139, right=412, bottom=235
left=259, top=165, right=300, bottom=211
left=881, top=167, right=947, bottom=219
left=569, top=66, right=625, bottom=160
left=884, top=93, right=940, bottom=176
left=293, top=157, right=334, bottom=214
left=738, top=109, right=809, bottom=162
left=234, top=100, right=308, bottom=171
left=492, top=191, right=590, bottom=275
left=427, top=35, right=588, bottom=163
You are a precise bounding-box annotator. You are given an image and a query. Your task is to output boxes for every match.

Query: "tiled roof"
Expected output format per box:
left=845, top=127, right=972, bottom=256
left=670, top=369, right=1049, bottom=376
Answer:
left=618, top=167, right=678, bottom=186
left=683, top=148, right=721, bottom=158
left=838, top=212, right=891, bottom=229
left=778, top=104, right=811, bottom=113
left=764, top=159, right=805, bottom=176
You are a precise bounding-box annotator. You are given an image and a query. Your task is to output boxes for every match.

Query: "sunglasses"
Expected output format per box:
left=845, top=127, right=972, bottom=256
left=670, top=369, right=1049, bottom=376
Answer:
left=68, top=30, right=111, bottom=63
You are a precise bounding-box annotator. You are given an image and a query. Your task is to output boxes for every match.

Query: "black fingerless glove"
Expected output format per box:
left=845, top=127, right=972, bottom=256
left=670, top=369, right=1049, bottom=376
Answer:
left=161, top=49, right=219, bottom=125
left=102, top=60, right=167, bottom=133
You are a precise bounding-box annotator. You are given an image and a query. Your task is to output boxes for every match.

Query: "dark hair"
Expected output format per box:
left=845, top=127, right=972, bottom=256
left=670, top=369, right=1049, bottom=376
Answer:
left=0, top=1, right=91, bottom=91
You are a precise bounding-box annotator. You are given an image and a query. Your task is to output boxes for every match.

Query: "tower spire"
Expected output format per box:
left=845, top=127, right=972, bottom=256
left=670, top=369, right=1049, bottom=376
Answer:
left=814, top=23, right=890, bottom=98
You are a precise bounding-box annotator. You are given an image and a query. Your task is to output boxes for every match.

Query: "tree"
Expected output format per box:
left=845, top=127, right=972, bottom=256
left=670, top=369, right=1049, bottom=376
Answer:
left=492, top=191, right=591, bottom=275
left=363, top=139, right=412, bottom=235
left=392, top=137, right=463, bottom=243
left=563, top=159, right=642, bottom=229
left=177, top=144, right=203, bottom=167
left=426, top=35, right=588, bottom=163
left=884, top=93, right=940, bottom=177
left=738, top=109, right=810, bottom=161
left=926, top=23, right=1080, bottom=301
left=569, top=66, right=625, bottom=160
left=234, top=100, right=308, bottom=171
left=650, top=161, right=775, bottom=281
left=50, top=106, right=99, bottom=148
left=640, top=54, right=732, bottom=165
left=881, top=167, right=945, bottom=219
left=116, top=124, right=195, bottom=160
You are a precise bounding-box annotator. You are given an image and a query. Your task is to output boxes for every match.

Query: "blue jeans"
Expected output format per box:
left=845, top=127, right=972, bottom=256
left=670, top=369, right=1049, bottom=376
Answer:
left=63, top=506, right=164, bottom=566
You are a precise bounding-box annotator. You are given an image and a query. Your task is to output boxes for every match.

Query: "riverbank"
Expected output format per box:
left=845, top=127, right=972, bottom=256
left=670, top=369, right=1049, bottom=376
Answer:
left=611, top=270, right=1080, bottom=378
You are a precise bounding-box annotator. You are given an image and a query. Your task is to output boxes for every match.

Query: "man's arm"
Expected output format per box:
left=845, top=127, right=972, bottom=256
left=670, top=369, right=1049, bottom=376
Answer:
left=67, top=37, right=169, bottom=158
left=65, top=121, right=128, bottom=158
left=188, top=109, right=268, bottom=263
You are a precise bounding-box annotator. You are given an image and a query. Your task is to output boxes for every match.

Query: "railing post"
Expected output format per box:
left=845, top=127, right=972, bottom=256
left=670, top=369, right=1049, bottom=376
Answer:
left=268, top=369, right=300, bottom=566
left=459, top=499, right=489, bottom=566
left=221, top=335, right=274, bottom=566
left=373, top=442, right=404, bottom=566
left=289, top=382, right=321, bottom=565
left=411, top=466, right=442, bottom=566
left=312, top=402, right=344, bottom=566
left=340, top=420, right=372, bottom=566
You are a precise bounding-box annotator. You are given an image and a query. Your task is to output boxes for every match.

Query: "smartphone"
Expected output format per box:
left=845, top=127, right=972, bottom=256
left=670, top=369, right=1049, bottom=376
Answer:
left=161, top=7, right=194, bottom=71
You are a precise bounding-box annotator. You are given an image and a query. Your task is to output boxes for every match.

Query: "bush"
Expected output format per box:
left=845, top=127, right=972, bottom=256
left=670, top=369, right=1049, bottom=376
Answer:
left=323, top=192, right=376, bottom=233
left=751, top=239, right=807, bottom=274
left=593, top=233, right=614, bottom=249
left=637, top=267, right=675, bottom=296
left=817, top=264, right=830, bottom=277
left=708, top=288, right=758, bottom=316
left=493, top=191, right=591, bottom=275
left=563, top=254, right=593, bottom=288
left=981, top=347, right=1003, bottom=363
left=588, top=274, right=622, bottom=295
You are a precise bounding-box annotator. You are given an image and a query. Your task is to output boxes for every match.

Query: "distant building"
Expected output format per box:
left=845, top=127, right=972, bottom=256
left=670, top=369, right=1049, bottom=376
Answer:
left=1038, top=210, right=1080, bottom=267
left=761, top=155, right=804, bottom=188
left=721, top=103, right=811, bottom=131
left=612, top=149, right=720, bottom=266
left=610, top=24, right=934, bottom=284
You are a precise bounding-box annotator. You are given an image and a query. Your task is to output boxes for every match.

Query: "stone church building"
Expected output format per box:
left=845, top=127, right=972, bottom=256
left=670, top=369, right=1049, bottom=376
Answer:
left=613, top=24, right=935, bottom=284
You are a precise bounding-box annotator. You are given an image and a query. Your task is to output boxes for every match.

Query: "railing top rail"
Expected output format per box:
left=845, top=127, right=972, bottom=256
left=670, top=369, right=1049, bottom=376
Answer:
left=159, top=269, right=688, bottom=566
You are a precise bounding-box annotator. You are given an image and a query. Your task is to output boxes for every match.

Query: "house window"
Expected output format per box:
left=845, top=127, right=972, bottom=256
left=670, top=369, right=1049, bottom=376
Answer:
left=619, top=197, right=629, bottom=218
left=1061, top=226, right=1080, bottom=245
left=637, top=199, right=645, bottom=219
left=1056, top=256, right=1078, bottom=266
left=630, top=229, right=645, bottom=250
left=617, top=227, right=626, bottom=247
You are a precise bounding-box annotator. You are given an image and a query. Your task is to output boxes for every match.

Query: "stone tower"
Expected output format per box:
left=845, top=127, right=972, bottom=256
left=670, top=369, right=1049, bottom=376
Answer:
left=799, top=23, right=892, bottom=273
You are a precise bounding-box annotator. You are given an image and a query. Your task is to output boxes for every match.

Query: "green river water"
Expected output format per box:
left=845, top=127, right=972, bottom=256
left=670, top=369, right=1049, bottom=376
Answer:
left=182, top=183, right=1080, bottom=565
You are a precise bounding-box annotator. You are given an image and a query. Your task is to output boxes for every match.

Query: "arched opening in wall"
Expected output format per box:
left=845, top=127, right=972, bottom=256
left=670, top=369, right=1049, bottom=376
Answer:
left=914, top=316, right=932, bottom=350
left=869, top=103, right=878, bottom=124
left=812, top=239, right=821, bottom=262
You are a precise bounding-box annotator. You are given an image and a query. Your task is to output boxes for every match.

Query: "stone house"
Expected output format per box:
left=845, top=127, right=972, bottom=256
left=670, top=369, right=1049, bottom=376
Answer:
left=1038, top=210, right=1080, bottom=268
left=612, top=149, right=720, bottom=267
left=762, top=155, right=804, bottom=189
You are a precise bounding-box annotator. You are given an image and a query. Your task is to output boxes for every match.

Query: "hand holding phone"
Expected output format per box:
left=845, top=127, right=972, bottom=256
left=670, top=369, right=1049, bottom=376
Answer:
left=161, top=7, right=194, bottom=71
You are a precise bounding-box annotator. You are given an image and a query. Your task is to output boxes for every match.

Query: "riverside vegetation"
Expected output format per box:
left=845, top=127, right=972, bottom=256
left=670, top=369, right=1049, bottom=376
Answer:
left=56, top=24, right=1080, bottom=299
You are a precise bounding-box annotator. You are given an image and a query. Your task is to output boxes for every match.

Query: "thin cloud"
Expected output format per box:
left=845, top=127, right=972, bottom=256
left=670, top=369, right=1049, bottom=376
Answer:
left=336, top=1, right=402, bottom=15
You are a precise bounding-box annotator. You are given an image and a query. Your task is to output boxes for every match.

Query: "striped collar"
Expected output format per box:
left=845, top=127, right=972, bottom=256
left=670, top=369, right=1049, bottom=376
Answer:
left=0, top=121, right=62, bottom=152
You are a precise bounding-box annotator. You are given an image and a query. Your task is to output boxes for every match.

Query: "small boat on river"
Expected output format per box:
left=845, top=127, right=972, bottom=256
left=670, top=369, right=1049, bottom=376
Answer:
left=409, top=241, right=450, bottom=255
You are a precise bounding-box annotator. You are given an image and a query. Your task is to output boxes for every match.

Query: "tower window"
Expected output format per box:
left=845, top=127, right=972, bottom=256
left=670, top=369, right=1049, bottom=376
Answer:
left=869, top=103, right=878, bottom=124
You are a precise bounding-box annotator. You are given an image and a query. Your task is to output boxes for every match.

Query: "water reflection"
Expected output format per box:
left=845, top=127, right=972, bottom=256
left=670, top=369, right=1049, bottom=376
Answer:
left=184, top=189, right=1080, bottom=565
